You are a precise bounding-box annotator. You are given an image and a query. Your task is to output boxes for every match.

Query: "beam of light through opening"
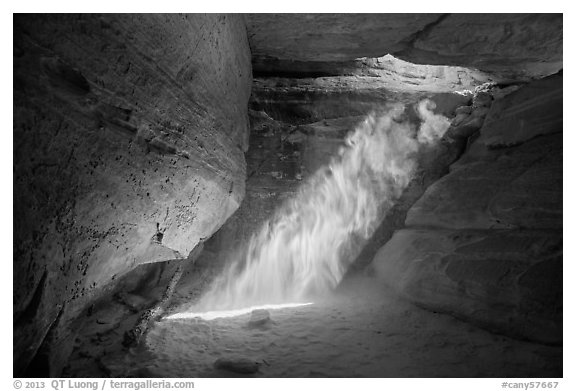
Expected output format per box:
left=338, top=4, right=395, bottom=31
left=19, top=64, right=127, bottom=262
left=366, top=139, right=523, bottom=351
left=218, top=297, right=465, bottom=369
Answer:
left=165, top=302, right=314, bottom=321
left=168, top=100, right=451, bottom=319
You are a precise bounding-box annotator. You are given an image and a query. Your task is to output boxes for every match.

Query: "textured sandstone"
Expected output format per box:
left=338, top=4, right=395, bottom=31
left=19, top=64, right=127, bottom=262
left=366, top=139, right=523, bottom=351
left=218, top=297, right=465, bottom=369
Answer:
left=477, top=73, right=562, bottom=147
left=372, top=228, right=562, bottom=344
left=205, top=110, right=341, bottom=255
left=372, top=76, right=562, bottom=343
left=407, top=77, right=563, bottom=230
left=13, top=14, right=251, bottom=375
left=405, top=134, right=562, bottom=230
left=247, top=14, right=562, bottom=79
left=14, top=13, right=565, bottom=376
left=247, top=14, right=442, bottom=62
left=252, top=54, right=492, bottom=96
left=250, top=76, right=473, bottom=128
left=406, top=14, right=563, bottom=79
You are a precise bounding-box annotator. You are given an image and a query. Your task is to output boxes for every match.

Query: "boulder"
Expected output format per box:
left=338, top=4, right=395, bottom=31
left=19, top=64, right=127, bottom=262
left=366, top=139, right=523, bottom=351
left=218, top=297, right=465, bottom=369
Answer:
left=214, top=357, right=261, bottom=374
left=248, top=309, right=271, bottom=328
left=445, top=115, right=484, bottom=140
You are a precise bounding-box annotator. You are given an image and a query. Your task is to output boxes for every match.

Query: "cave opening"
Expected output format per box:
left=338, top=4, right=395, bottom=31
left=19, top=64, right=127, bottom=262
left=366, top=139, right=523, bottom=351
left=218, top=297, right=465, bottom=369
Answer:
left=13, top=13, right=563, bottom=380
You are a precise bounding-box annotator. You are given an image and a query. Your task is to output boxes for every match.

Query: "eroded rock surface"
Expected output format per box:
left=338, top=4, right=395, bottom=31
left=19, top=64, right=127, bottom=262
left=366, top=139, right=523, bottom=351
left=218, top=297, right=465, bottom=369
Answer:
left=372, top=75, right=563, bottom=344
left=14, top=13, right=563, bottom=377
left=403, top=14, right=563, bottom=79
left=475, top=73, right=562, bottom=147
left=13, top=14, right=251, bottom=375
left=406, top=133, right=562, bottom=231
left=247, top=14, right=562, bottom=80
left=247, top=14, right=441, bottom=62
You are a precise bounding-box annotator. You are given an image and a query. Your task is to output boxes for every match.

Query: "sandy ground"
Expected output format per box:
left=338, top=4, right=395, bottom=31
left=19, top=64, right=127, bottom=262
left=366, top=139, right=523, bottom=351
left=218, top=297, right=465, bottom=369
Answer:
left=91, top=275, right=561, bottom=378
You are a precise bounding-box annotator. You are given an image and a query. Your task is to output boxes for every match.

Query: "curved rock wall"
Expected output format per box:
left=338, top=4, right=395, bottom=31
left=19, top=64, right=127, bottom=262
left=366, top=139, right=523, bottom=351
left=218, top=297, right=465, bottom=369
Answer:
left=372, top=73, right=562, bottom=344
left=13, top=13, right=563, bottom=376
left=13, top=14, right=251, bottom=375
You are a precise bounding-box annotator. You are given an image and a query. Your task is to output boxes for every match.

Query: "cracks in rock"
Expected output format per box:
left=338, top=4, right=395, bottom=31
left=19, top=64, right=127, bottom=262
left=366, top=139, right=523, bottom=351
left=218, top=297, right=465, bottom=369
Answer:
left=190, top=20, right=209, bottom=56
left=123, top=239, right=205, bottom=348
left=14, top=269, right=48, bottom=326
left=486, top=128, right=563, bottom=150
left=23, top=303, right=66, bottom=377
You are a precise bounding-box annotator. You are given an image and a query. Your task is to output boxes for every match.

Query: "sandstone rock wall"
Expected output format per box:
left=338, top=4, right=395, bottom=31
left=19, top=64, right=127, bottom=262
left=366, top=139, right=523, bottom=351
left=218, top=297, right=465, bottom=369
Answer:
left=13, top=14, right=251, bottom=375
left=372, top=73, right=562, bottom=344
left=403, top=14, right=563, bottom=79
left=247, top=14, right=562, bottom=80
left=247, top=14, right=443, bottom=62
left=14, top=13, right=564, bottom=375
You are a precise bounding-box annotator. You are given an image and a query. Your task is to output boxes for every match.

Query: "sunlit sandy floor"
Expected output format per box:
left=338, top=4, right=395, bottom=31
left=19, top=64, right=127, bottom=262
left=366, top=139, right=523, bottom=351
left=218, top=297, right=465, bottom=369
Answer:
left=106, top=276, right=561, bottom=377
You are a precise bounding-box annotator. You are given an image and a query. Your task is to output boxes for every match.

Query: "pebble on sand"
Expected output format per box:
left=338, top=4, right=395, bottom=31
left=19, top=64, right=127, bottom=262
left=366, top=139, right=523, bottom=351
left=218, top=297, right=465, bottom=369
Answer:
left=248, top=309, right=271, bottom=328
left=214, top=357, right=260, bottom=374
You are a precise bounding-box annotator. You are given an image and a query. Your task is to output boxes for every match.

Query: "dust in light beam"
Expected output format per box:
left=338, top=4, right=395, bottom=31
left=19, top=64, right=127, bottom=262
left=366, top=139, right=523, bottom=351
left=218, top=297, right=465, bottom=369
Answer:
left=171, top=100, right=451, bottom=319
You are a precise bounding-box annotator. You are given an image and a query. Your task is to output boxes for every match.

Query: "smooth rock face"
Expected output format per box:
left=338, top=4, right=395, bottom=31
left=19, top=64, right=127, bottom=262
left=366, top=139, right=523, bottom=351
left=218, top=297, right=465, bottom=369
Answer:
left=13, top=14, right=251, bottom=375
left=477, top=73, right=562, bottom=147
left=372, top=229, right=562, bottom=344
left=247, top=14, right=562, bottom=79
left=406, top=134, right=562, bottom=230
left=373, top=76, right=562, bottom=344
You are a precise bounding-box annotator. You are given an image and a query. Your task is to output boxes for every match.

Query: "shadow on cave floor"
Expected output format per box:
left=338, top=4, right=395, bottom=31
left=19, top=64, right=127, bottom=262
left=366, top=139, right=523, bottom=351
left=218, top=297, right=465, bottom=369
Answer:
left=72, top=272, right=561, bottom=378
